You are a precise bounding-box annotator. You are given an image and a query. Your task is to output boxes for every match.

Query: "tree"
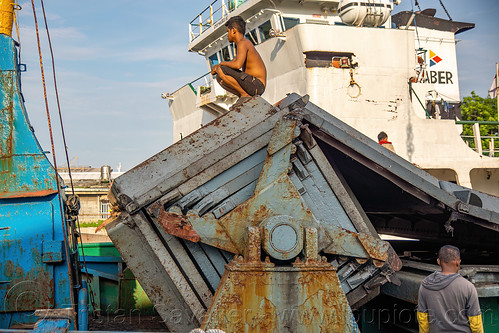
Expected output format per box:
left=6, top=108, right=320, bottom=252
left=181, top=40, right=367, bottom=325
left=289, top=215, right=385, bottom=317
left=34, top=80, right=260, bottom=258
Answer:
left=460, top=91, right=498, bottom=156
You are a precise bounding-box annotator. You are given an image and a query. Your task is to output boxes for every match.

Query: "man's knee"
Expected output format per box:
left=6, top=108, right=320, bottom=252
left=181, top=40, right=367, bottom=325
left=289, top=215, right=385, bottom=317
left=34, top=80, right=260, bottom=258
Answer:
left=219, top=65, right=230, bottom=74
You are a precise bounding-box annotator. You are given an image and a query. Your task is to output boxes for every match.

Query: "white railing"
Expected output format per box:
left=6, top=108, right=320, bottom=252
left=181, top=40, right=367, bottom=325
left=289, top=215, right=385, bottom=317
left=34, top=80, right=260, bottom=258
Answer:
left=189, top=0, right=248, bottom=42
left=458, top=121, right=499, bottom=157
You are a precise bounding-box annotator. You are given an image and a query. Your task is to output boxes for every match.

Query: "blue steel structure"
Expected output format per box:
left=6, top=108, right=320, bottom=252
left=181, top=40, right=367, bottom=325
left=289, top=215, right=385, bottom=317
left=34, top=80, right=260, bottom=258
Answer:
left=0, top=28, right=81, bottom=329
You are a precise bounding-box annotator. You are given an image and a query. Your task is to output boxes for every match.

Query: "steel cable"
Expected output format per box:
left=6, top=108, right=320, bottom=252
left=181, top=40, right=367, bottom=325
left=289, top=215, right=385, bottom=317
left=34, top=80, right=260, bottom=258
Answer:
left=30, top=0, right=77, bottom=327
left=438, top=0, right=452, bottom=21
left=37, top=0, right=99, bottom=316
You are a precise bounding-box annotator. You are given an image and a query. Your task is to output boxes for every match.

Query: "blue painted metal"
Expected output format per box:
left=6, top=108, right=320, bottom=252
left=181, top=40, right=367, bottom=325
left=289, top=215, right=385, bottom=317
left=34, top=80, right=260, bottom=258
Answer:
left=33, top=318, right=70, bottom=333
left=0, top=34, right=57, bottom=199
left=78, top=281, right=88, bottom=331
left=0, top=32, right=81, bottom=329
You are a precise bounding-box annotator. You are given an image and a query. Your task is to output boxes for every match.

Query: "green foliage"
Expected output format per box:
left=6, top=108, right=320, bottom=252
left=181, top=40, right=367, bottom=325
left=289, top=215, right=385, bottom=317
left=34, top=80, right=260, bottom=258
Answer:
left=78, top=220, right=104, bottom=228
left=461, top=91, right=498, bottom=156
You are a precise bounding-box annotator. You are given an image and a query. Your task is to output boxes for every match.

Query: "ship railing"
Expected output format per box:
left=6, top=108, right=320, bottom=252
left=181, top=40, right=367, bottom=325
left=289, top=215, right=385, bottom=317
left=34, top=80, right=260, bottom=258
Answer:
left=188, top=72, right=213, bottom=96
left=166, top=72, right=212, bottom=98
left=457, top=120, right=499, bottom=157
left=189, top=0, right=249, bottom=42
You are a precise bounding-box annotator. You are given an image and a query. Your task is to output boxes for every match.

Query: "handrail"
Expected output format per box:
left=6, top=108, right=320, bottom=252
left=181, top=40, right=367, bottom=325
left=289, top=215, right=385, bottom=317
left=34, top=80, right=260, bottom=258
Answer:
left=455, top=121, right=499, bottom=125
left=189, top=0, right=249, bottom=42
left=457, top=120, right=498, bottom=157
left=168, top=72, right=212, bottom=97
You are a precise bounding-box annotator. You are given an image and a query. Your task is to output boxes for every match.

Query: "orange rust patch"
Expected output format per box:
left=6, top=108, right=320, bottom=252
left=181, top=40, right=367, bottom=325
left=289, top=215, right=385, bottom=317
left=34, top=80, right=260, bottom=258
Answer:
left=157, top=210, right=201, bottom=242
left=0, top=189, right=58, bottom=199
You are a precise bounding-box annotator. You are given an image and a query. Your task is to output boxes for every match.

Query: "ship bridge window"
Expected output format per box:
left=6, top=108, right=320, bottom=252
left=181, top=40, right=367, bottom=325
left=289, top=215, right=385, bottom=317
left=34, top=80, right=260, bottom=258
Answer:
left=209, top=53, right=220, bottom=67
left=258, top=20, right=272, bottom=42
left=245, top=28, right=259, bottom=45
left=283, top=17, right=300, bottom=30
left=221, top=46, right=231, bottom=61
left=305, top=51, right=355, bottom=68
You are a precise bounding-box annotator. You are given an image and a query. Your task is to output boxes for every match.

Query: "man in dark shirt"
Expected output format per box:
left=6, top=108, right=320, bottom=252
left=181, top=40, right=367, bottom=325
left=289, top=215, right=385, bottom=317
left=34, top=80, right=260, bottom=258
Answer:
left=211, top=16, right=266, bottom=110
left=417, top=245, right=483, bottom=333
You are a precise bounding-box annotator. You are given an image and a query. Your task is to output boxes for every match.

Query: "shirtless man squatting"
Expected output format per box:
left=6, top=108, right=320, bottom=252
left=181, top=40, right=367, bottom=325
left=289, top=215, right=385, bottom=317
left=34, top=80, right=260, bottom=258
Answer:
left=211, top=15, right=267, bottom=109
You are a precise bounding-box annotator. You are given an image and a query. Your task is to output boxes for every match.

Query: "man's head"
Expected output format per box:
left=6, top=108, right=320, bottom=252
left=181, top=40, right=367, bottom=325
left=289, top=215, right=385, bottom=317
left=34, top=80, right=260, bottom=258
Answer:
left=437, top=245, right=461, bottom=274
left=378, top=131, right=388, bottom=142
left=225, top=16, right=245, bottom=42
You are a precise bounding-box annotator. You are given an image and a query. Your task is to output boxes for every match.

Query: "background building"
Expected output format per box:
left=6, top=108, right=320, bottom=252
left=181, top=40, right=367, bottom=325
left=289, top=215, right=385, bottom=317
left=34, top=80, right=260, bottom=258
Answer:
left=58, top=165, right=124, bottom=224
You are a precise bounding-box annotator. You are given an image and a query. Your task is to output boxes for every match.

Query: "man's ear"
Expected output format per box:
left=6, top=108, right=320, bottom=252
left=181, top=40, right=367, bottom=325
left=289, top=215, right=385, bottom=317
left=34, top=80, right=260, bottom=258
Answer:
left=437, top=258, right=441, bottom=266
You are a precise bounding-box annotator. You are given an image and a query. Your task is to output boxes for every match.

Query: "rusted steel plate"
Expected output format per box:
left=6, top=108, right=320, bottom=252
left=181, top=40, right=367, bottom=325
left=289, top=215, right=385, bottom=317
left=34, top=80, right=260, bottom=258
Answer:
left=157, top=209, right=201, bottom=242
left=0, top=189, right=58, bottom=199
left=0, top=63, right=58, bottom=198
left=202, top=262, right=354, bottom=332
left=0, top=202, right=56, bottom=312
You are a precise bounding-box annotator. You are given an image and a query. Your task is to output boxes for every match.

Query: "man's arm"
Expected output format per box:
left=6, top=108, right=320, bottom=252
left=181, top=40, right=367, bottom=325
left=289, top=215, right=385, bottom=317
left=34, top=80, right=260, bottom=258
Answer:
left=468, top=315, right=484, bottom=333
left=211, top=41, right=249, bottom=75
left=417, top=286, right=430, bottom=333
left=417, top=312, right=430, bottom=333
left=467, top=285, right=484, bottom=333
left=222, top=40, right=249, bottom=69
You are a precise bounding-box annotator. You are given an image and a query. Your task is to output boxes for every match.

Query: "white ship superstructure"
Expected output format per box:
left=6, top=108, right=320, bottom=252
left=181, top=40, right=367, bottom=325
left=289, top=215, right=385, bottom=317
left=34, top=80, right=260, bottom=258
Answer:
left=165, top=0, right=499, bottom=196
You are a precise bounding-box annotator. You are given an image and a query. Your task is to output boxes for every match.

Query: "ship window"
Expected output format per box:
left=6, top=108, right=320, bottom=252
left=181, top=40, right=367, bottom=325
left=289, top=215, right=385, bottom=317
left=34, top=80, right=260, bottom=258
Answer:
left=230, top=43, right=236, bottom=58
left=304, top=51, right=354, bottom=68
left=209, top=53, right=219, bottom=67
left=245, top=28, right=259, bottom=45
left=283, top=17, right=299, bottom=30
left=258, top=20, right=272, bottom=42
left=221, top=46, right=231, bottom=61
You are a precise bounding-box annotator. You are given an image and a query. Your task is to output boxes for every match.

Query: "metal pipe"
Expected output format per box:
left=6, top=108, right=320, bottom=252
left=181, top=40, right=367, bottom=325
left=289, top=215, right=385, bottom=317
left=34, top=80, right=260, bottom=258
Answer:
left=455, top=121, right=499, bottom=125
left=472, top=122, right=482, bottom=155
left=78, top=280, right=89, bottom=331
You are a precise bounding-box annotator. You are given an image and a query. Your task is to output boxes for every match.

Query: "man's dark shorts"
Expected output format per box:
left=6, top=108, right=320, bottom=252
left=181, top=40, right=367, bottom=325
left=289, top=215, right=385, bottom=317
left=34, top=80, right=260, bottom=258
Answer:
left=220, top=65, right=265, bottom=96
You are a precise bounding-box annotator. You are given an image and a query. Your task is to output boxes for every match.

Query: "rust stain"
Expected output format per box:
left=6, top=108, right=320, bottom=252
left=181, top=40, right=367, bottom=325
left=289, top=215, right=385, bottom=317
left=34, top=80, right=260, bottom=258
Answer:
left=388, top=248, right=403, bottom=271
left=157, top=209, right=201, bottom=242
left=2, top=260, right=55, bottom=311
left=1, top=72, right=14, bottom=185
left=203, top=264, right=277, bottom=332
left=357, top=233, right=389, bottom=262
left=203, top=256, right=352, bottom=332
left=0, top=189, right=58, bottom=199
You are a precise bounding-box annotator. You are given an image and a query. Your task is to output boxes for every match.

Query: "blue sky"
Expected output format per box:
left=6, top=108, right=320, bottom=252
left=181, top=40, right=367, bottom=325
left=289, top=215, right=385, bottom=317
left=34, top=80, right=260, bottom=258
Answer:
left=15, top=0, right=498, bottom=171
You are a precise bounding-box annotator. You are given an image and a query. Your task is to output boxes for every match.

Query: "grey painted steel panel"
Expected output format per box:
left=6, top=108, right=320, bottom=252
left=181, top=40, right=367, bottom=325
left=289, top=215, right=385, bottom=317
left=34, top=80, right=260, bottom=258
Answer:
left=105, top=216, right=199, bottom=331
left=157, top=232, right=213, bottom=308
left=124, top=212, right=206, bottom=320
left=182, top=241, right=222, bottom=292
left=298, top=154, right=356, bottom=232
left=199, top=243, right=227, bottom=277
left=210, top=180, right=258, bottom=218
left=307, top=141, right=379, bottom=236
left=382, top=260, right=499, bottom=303
left=111, top=97, right=276, bottom=210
